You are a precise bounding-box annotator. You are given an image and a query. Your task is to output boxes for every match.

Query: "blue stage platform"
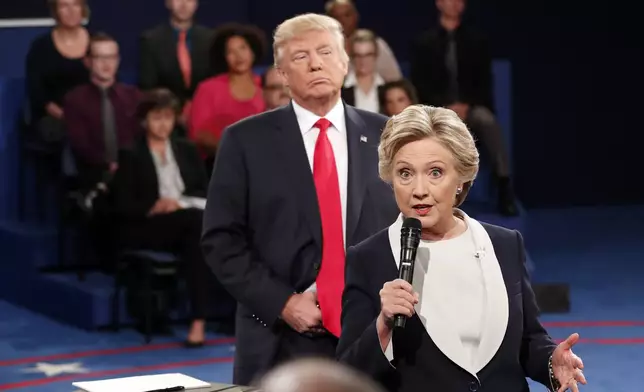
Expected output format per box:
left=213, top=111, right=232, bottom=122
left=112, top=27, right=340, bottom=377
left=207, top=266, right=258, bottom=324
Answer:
left=0, top=61, right=530, bottom=330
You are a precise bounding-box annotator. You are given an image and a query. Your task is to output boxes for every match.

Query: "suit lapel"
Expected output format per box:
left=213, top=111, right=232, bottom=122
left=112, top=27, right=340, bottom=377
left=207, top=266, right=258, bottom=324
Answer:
left=274, top=105, right=322, bottom=246
left=140, top=141, right=160, bottom=200
left=162, top=25, right=184, bottom=89
left=189, top=27, right=209, bottom=87
left=344, top=105, right=369, bottom=244
left=466, top=217, right=509, bottom=373
left=171, top=141, right=191, bottom=191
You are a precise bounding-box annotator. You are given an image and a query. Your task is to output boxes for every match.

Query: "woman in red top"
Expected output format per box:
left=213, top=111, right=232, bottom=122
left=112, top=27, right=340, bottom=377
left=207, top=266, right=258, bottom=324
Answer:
left=190, top=23, right=267, bottom=171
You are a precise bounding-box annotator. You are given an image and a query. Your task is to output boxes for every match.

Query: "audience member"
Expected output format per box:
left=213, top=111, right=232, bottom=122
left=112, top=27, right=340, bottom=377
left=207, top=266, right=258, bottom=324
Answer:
left=410, top=0, right=517, bottom=215
left=378, top=79, right=418, bottom=116
left=341, top=29, right=385, bottom=113
left=262, top=66, right=290, bottom=110
left=139, top=0, right=213, bottom=129
left=110, top=89, right=213, bottom=346
left=325, top=0, right=401, bottom=82
left=189, top=23, right=266, bottom=172
left=260, top=358, right=385, bottom=392
left=201, top=13, right=397, bottom=385
left=25, top=0, right=90, bottom=143
left=64, top=33, right=141, bottom=191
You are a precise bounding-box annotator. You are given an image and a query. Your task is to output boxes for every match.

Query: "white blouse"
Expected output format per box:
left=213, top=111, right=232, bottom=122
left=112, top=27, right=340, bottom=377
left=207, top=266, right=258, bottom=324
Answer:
left=413, top=228, right=486, bottom=369
left=382, top=211, right=509, bottom=380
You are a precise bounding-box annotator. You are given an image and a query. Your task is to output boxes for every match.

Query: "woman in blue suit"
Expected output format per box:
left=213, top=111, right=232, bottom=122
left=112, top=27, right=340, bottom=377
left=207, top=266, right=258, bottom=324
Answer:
left=337, top=105, right=587, bottom=392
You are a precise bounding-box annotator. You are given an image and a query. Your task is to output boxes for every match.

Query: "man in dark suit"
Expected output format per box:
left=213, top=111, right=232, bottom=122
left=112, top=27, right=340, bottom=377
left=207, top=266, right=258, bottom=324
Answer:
left=410, top=0, right=518, bottom=216
left=202, top=13, right=398, bottom=386
left=139, top=0, right=212, bottom=127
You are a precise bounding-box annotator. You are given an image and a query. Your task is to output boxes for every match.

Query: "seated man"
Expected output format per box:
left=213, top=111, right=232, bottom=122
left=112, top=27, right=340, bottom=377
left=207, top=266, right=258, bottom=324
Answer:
left=410, top=0, right=517, bottom=215
left=262, top=66, right=290, bottom=110
left=64, top=32, right=142, bottom=192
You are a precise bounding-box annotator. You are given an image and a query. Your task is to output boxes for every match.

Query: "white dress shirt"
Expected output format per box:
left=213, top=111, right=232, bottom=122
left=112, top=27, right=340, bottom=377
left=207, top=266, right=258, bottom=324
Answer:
left=292, top=98, right=348, bottom=292
left=343, top=71, right=385, bottom=113
left=151, top=142, right=185, bottom=200
left=150, top=141, right=206, bottom=210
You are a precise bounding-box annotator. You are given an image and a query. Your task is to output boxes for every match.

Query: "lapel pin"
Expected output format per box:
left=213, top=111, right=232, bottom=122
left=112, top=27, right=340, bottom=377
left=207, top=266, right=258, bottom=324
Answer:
left=360, top=135, right=368, bottom=143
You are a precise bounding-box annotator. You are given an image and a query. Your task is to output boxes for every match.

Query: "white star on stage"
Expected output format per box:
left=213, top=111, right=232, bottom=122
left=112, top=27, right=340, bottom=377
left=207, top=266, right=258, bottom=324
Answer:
left=22, top=362, right=90, bottom=377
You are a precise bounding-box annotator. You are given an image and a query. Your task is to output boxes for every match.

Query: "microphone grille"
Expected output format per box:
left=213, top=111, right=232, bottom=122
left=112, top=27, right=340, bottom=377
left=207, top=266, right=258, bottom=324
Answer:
left=402, top=217, right=422, bottom=230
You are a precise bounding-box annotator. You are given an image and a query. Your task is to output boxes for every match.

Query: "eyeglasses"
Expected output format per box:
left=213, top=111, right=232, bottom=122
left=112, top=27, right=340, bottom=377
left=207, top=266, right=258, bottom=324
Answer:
left=352, top=52, right=376, bottom=59
left=91, top=54, right=119, bottom=61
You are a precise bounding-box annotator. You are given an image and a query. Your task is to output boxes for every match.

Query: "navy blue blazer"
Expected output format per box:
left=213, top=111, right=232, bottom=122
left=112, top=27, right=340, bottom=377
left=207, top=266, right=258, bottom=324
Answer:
left=202, top=102, right=399, bottom=385
left=337, top=222, right=557, bottom=392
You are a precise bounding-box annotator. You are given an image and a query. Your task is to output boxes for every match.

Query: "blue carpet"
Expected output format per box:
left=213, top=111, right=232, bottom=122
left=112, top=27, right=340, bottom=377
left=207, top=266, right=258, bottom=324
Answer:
left=0, top=206, right=642, bottom=391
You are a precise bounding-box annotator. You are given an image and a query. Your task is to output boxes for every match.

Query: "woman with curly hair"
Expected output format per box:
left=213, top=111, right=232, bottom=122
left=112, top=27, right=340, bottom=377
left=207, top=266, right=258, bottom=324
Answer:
left=189, top=23, right=267, bottom=171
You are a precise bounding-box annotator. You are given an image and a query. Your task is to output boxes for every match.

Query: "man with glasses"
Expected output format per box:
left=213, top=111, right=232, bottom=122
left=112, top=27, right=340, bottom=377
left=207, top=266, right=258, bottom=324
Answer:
left=64, top=32, right=142, bottom=191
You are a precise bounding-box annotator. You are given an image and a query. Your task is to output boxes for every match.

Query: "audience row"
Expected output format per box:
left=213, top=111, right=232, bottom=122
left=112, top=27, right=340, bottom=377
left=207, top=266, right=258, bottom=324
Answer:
left=19, top=0, right=521, bottom=344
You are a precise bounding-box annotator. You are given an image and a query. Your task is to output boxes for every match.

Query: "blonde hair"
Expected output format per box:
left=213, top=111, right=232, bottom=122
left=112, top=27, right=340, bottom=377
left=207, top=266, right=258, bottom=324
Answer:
left=350, top=29, right=379, bottom=57
left=378, top=105, right=479, bottom=207
left=273, top=13, right=349, bottom=67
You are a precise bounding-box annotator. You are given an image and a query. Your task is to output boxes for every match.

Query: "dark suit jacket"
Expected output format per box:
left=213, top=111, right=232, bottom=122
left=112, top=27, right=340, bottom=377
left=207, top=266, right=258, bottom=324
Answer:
left=139, top=24, right=213, bottom=104
left=111, top=137, right=207, bottom=221
left=202, top=103, right=399, bottom=384
left=341, top=86, right=387, bottom=114
left=337, top=223, right=557, bottom=392
left=410, top=25, right=494, bottom=112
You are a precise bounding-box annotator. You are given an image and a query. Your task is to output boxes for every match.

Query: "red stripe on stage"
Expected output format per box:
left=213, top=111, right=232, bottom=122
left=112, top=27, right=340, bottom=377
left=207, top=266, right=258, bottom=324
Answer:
left=543, top=320, right=644, bottom=327
left=0, top=337, right=235, bottom=367
left=553, top=337, right=644, bottom=344
left=0, top=356, right=234, bottom=390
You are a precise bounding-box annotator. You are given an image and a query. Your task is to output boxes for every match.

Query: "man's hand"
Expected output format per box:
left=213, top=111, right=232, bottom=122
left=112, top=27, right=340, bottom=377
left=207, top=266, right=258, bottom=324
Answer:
left=108, top=162, right=119, bottom=174
left=148, top=198, right=181, bottom=216
left=280, top=291, right=323, bottom=334
left=447, top=102, right=470, bottom=120
left=46, top=102, right=64, bottom=119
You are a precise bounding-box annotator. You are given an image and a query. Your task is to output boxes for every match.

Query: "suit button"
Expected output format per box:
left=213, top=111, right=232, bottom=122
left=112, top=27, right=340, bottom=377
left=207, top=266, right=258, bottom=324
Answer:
left=313, top=262, right=321, bottom=272
left=468, top=382, right=479, bottom=392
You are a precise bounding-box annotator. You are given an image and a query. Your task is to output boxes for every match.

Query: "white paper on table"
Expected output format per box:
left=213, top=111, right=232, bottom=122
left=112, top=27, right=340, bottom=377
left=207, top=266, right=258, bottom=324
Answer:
left=72, top=373, right=210, bottom=392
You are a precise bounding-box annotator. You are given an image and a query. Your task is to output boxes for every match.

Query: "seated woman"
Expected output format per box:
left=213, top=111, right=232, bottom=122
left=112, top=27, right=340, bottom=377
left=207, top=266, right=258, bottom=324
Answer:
left=337, top=105, right=587, bottom=392
left=378, top=79, right=418, bottom=116
left=110, top=89, right=213, bottom=346
left=341, top=29, right=386, bottom=113
left=189, top=23, right=266, bottom=172
left=25, top=0, right=90, bottom=142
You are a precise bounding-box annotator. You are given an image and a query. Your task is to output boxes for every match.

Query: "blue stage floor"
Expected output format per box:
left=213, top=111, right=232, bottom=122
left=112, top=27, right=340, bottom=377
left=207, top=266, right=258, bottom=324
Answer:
left=0, top=205, right=642, bottom=391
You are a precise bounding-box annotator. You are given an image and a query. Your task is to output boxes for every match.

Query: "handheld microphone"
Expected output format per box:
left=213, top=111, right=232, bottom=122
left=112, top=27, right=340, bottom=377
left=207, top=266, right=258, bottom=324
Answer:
left=394, top=217, right=422, bottom=329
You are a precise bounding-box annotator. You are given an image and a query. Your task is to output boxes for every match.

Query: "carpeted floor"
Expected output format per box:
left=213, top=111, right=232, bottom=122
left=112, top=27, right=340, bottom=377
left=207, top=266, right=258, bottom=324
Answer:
left=0, top=206, right=642, bottom=391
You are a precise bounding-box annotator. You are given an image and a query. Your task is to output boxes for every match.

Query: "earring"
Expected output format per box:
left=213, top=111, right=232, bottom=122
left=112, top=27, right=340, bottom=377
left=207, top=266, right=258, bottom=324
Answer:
left=456, top=187, right=462, bottom=195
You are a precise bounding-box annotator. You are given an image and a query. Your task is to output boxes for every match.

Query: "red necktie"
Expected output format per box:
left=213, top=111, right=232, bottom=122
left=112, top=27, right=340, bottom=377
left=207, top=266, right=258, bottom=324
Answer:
left=312, top=118, right=345, bottom=337
left=177, top=31, right=192, bottom=88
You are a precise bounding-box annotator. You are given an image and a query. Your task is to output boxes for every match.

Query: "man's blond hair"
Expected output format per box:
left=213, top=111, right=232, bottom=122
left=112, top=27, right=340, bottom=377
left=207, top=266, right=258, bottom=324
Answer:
left=272, top=13, right=349, bottom=67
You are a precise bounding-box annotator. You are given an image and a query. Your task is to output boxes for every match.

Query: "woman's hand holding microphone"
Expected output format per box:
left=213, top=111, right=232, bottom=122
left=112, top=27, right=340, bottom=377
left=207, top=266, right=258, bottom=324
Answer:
left=376, top=279, right=419, bottom=350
